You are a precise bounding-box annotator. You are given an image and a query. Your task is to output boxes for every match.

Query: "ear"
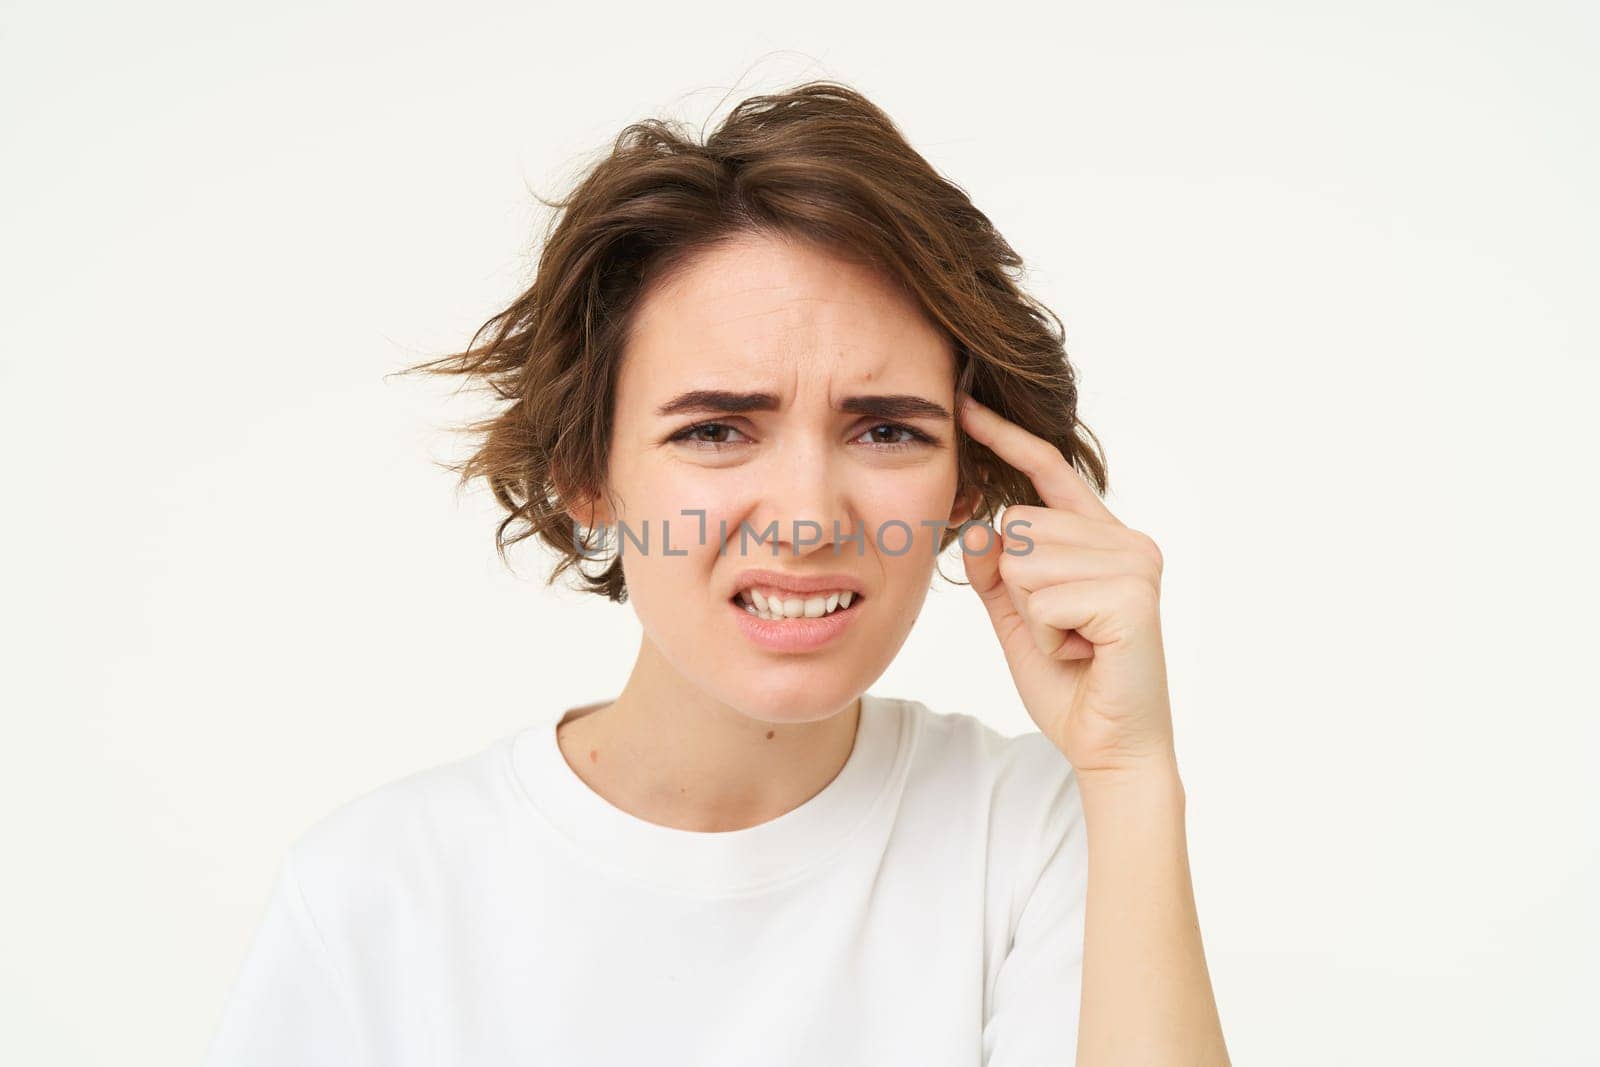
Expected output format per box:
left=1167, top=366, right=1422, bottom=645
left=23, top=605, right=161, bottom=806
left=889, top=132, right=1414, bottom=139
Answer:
left=948, top=482, right=983, bottom=528
left=559, top=475, right=616, bottom=530
left=565, top=491, right=615, bottom=530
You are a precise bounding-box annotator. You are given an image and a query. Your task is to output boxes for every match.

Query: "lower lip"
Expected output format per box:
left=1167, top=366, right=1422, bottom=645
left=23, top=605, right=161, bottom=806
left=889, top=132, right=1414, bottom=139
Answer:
left=729, top=594, right=864, bottom=652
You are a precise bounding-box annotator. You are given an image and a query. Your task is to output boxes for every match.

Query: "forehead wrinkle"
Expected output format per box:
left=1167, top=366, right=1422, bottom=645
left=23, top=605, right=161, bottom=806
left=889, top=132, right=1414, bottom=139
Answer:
left=699, top=298, right=868, bottom=345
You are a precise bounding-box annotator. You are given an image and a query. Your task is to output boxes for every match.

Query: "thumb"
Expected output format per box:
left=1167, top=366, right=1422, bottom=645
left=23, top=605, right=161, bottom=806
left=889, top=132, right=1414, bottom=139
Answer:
left=960, top=522, right=1021, bottom=635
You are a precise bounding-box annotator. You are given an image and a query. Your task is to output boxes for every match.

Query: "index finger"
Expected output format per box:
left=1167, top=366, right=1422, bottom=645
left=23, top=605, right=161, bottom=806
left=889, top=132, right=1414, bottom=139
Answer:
left=957, top=391, right=1120, bottom=525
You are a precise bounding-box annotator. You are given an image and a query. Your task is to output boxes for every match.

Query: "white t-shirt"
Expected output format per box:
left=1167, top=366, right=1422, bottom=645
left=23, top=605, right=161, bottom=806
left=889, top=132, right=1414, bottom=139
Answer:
left=202, top=692, right=1088, bottom=1066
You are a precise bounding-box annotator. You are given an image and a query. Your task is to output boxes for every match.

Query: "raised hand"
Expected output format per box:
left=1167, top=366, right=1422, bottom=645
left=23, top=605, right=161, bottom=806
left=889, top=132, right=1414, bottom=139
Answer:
left=956, top=391, right=1176, bottom=778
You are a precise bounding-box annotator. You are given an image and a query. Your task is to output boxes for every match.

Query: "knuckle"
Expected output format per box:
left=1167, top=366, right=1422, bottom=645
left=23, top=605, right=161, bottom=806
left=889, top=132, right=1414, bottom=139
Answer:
left=1005, top=503, right=1043, bottom=526
left=1129, top=529, right=1164, bottom=574
left=997, top=550, right=1021, bottom=582
left=1117, top=573, right=1159, bottom=610
left=1028, top=439, right=1068, bottom=473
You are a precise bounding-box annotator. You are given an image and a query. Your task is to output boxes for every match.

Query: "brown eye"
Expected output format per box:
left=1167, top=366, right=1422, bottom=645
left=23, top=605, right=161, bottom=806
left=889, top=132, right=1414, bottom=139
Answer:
left=856, top=422, right=935, bottom=452
left=668, top=422, right=749, bottom=449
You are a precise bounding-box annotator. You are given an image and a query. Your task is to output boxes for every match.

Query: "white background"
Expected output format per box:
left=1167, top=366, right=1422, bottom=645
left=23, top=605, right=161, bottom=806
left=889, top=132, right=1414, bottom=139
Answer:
left=3, top=2, right=1596, bottom=1064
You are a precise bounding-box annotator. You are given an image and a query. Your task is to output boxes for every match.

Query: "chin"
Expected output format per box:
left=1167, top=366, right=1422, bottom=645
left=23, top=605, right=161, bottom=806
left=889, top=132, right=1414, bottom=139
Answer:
left=715, top=679, right=865, bottom=726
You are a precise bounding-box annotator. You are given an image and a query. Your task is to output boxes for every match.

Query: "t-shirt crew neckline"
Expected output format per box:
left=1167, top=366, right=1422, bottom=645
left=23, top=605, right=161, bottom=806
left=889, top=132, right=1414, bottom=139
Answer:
left=507, top=692, right=907, bottom=897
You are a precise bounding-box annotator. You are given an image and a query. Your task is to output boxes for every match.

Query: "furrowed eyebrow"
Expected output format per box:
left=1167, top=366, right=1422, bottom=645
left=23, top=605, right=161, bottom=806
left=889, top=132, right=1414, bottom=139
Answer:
left=655, top=390, right=951, bottom=421
left=655, top=390, right=781, bottom=417
left=838, top=394, right=952, bottom=421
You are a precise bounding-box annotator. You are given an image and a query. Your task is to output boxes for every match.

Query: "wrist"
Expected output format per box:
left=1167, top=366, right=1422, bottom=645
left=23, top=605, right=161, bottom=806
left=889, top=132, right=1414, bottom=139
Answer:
left=1075, top=749, right=1185, bottom=808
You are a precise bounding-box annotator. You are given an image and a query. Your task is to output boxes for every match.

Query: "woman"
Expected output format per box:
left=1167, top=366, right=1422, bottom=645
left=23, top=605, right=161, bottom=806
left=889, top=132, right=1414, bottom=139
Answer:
left=203, top=81, right=1229, bottom=1066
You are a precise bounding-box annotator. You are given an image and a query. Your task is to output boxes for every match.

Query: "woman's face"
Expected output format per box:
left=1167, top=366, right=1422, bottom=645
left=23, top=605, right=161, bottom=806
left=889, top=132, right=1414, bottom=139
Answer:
left=590, top=231, right=974, bottom=724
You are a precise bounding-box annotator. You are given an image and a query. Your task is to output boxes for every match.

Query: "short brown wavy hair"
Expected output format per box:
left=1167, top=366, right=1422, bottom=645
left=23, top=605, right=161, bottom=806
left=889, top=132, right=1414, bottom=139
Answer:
left=397, top=80, right=1108, bottom=603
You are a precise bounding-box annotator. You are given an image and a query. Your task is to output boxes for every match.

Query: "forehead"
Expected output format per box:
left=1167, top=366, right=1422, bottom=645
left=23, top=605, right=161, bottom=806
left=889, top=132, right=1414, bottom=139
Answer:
left=622, top=233, right=954, bottom=391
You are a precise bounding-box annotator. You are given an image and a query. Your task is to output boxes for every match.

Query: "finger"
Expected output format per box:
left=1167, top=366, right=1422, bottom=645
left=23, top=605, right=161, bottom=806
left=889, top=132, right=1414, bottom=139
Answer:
left=959, top=521, right=1025, bottom=644
left=977, top=528, right=1094, bottom=661
left=1001, top=504, right=1165, bottom=583
left=998, top=504, right=1142, bottom=555
left=1016, top=586, right=1098, bottom=661
left=957, top=391, right=1119, bottom=524
left=1000, top=542, right=1160, bottom=595
left=991, top=534, right=1102, bottom=662
left=1025, top=576, right=1160, bottom=650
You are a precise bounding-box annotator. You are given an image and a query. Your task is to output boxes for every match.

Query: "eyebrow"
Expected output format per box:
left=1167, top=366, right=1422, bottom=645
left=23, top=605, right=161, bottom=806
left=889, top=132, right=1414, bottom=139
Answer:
left=655, top=389, right=952, bottom=422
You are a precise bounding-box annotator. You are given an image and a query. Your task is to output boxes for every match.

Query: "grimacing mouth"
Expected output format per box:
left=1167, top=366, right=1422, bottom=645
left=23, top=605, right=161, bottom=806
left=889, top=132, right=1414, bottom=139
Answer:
left=728, top=589, right=867, bottom=612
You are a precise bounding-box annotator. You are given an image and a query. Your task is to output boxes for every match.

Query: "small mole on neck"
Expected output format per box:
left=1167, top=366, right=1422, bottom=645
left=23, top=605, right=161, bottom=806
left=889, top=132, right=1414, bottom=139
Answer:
left=765, top=730, right=775, bottom=740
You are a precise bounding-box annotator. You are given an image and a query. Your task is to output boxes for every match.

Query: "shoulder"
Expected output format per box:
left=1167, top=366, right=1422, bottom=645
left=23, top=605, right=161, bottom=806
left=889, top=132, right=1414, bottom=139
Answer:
left=895, top=695, right=1081, bottom=815
left=890, top=696, right=1086, bottom=902
left=281, top=734, right=519, bottom=919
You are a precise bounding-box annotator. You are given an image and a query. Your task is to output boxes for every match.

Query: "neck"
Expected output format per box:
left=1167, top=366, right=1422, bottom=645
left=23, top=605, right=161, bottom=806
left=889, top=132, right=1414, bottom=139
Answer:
left=555, top=638, right=862, bottom=833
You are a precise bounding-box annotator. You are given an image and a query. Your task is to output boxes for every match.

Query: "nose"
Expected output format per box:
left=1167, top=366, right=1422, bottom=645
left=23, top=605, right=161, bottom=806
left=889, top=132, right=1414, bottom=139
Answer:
left=745, top=434, right=862, bottom=562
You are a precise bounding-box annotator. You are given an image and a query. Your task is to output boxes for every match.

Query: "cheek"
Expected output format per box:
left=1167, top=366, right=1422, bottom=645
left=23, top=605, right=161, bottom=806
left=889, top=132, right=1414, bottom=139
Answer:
left=615, top=458, right=723, bottom=536
left=624, top=462, right=764, bottom=545
left=860, top=466, right=960, bottom=531
left=612, top=471, right=734, bottom=600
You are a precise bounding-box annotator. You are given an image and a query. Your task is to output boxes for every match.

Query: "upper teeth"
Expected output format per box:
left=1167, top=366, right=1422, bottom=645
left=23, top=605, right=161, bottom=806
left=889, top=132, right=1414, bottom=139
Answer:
left=738, top=588, right=855, bottom=619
